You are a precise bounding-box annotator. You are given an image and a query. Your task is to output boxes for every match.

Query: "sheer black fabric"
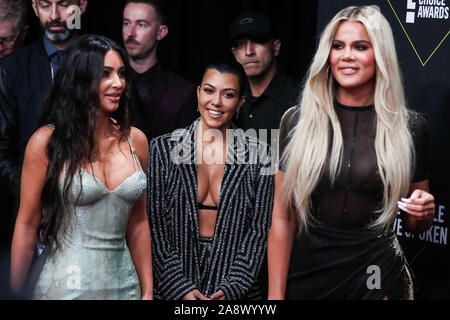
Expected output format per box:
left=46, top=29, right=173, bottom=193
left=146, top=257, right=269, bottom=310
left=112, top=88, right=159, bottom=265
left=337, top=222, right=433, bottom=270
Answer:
left=285, top=223, right=414, bottom=300
left=278, top=102, right=429, bottom=299
left=279, top=101, right=429, bottom=229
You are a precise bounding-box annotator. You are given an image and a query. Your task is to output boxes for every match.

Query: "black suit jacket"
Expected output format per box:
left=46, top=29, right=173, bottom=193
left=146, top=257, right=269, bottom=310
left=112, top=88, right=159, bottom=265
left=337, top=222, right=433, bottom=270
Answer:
left=0, top=39, right=52, bottom=237
left=131, top=63, right=198, bottom=140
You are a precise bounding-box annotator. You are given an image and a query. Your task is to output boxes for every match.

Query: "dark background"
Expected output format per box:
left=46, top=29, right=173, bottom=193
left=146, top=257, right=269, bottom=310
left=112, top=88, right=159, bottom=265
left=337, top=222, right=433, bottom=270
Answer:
left=26, top=0, right=319, bottom=85
left=18, top=0, right=450, bottom=299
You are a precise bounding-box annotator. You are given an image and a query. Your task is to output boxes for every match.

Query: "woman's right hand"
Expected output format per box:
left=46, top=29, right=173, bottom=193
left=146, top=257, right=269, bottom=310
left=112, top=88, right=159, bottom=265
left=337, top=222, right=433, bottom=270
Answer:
left=182, top=289, right=210, bottom=300
left=10, top=127, right=53, bottom=294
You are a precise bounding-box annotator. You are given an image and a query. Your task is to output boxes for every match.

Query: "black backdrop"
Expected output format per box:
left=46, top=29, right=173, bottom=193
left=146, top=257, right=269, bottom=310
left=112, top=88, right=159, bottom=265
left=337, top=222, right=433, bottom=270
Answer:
left=78, top=0, right=318, bottom=84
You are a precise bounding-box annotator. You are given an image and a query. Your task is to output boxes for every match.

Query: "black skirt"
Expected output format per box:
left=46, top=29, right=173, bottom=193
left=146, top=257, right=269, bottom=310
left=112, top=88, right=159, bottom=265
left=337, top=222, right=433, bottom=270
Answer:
left=286, top=222, right=414, bottom=300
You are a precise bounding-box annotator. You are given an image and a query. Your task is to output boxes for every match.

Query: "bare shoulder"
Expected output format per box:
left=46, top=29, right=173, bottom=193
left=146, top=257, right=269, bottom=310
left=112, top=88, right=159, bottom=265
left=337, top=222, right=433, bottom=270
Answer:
left=282, top=106, right=298, bottom=121
left=279, top=106, right=299, bottom=143
left=129, top=127, right=149, bottom=167
left=26, top=126, right=54, bottom=157
left=129, top=127, right=148, bottom=150
left=280, top=106, right=300, bottom=129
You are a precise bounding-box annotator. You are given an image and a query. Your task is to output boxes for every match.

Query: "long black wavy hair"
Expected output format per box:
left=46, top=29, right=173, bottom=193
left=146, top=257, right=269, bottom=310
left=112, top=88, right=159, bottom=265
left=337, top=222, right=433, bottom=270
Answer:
left=38, top=34, right=132, bottom=248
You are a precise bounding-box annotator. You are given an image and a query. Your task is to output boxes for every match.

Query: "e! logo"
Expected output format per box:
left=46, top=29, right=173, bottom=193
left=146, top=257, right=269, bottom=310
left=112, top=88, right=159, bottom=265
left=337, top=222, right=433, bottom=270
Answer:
left=407, top=0, right=417, bottom=23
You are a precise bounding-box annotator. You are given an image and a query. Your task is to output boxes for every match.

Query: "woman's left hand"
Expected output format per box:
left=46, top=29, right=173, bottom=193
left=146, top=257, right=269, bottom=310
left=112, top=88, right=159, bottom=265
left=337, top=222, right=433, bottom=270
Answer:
left=210, top=290, right=226, bottom=300
left=398, top=189, right=435, bottom=220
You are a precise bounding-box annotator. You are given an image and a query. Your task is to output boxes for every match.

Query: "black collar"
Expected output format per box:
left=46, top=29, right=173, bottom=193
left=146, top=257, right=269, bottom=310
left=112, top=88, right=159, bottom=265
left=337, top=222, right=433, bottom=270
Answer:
left=244, top=69, right=289, bottom=102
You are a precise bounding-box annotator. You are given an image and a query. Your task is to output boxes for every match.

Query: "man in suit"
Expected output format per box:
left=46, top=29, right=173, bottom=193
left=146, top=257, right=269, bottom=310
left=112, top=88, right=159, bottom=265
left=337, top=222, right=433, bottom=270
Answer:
left=0, top=0, right=29, bottom=59
left=122, top=0, right=197, bottom=140
left=0, top=0, right=88, bottom=273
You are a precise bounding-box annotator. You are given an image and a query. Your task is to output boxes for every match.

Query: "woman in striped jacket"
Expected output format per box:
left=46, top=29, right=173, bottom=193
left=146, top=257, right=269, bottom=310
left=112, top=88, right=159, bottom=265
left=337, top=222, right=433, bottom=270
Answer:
left=147, top=61, right=275, bottom=300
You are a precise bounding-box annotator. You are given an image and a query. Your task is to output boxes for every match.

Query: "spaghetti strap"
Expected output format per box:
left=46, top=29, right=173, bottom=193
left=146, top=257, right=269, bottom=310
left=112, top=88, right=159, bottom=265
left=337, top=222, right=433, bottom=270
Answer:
left=46, top=124, right=55, bottom=130
left=126, top=135, right=143, bottom=172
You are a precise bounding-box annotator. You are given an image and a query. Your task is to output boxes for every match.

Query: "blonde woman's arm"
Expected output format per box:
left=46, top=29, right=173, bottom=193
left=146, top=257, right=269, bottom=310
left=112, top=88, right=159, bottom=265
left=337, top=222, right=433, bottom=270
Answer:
left=267, top=170, right=297, bottom=300
left=399, top=113, right=434, bottom=233
left=399, top=180, right=435, bottom=234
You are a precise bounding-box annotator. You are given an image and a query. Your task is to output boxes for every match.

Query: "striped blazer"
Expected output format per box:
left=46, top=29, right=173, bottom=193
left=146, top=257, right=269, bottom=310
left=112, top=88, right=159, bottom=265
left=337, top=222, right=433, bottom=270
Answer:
left=147, top=119, right=275, bottom=300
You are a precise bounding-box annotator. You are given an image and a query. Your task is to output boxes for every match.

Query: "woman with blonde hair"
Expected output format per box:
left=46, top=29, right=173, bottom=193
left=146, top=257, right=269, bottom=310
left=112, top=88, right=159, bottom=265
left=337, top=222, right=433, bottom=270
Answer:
left=268, top=6, right=435, bottom=300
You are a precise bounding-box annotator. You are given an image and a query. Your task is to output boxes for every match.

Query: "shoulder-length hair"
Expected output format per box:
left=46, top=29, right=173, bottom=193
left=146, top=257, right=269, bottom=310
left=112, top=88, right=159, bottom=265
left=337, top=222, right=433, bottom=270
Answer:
left=282, top=6, right=414, bottom=232
left=38, top=34, right=132, bottom=247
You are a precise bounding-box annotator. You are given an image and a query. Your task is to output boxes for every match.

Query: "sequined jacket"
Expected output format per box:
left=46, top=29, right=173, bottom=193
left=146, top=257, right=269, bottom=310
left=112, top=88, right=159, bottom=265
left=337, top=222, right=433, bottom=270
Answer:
left=147, top=119, right=275, bottom=300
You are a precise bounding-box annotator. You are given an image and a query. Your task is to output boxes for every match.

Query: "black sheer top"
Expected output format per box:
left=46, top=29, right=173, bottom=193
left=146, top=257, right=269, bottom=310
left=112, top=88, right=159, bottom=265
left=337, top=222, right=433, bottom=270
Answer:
left=279, top=101, right=429, bottom=229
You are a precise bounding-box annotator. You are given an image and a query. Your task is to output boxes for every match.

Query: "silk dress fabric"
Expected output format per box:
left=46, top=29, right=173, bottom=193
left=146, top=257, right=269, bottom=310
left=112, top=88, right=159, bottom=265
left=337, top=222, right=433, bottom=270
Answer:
left=32, top=137, right=146, bottom=300
left=279, top=102, right=428, bottom=300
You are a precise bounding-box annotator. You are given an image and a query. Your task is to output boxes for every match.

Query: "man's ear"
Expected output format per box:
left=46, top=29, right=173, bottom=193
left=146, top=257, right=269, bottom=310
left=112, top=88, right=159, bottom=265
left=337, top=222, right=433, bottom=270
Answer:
left=31, top=0, right=39, bottom=17
left=79, top=0, right=88, bottom=15
left=231, top=47, right=237, bottom=57
left=157, top=25, right=168, bottom=41
left=273, top=39, right=281, bottom=57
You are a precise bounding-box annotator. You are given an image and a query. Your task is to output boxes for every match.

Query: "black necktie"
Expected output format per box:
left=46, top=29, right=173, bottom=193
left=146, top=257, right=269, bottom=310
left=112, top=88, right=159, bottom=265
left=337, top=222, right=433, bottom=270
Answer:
left=51, top=50, right=64, bottom=72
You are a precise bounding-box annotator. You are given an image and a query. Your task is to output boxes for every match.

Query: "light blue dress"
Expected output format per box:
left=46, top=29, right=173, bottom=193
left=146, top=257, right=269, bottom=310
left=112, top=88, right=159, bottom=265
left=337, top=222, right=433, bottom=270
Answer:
left=32, top=137, right=146, bottom=300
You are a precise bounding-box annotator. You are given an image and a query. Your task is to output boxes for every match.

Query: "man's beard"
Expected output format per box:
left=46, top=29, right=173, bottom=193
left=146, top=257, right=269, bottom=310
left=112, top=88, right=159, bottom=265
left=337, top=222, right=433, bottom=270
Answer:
left=44, top=20, right=74, bottom=43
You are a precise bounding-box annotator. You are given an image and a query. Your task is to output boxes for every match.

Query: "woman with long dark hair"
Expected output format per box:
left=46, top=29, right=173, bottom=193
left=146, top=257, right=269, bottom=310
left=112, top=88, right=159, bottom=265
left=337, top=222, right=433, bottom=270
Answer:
left=10, top=35, right=153, bottom=300
left=268, top=6, right=435, bottom=299
left=148, top=61, right=274, bottom=300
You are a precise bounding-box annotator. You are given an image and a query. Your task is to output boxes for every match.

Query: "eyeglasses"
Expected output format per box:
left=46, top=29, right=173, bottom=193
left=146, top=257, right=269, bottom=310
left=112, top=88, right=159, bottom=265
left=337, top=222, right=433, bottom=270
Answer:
left=0, top=29, right=25, bottom=47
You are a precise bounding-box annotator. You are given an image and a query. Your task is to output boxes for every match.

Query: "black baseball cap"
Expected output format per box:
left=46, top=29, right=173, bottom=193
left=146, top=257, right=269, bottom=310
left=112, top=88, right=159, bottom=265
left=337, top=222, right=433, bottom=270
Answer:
left=229, top=11, right=275, bottom=45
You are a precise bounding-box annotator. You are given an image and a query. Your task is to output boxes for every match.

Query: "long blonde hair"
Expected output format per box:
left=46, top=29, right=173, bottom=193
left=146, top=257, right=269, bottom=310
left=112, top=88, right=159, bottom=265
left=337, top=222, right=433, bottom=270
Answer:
left=282, top=6, right=414, bottom=232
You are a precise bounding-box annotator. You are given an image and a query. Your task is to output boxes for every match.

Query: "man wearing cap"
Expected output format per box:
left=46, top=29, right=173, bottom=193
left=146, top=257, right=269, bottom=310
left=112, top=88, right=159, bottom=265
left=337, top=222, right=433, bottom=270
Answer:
left=229, top=11, right=299, bottom=146
left=229, top=11, right=298, bottom=299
